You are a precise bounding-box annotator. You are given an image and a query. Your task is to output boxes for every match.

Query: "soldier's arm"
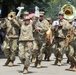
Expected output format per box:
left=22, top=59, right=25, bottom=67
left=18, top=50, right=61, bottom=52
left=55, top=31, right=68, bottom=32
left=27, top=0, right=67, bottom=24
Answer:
left=32, top=17, right=39, bottom=32
left=12, top=18, right=21, bottom=28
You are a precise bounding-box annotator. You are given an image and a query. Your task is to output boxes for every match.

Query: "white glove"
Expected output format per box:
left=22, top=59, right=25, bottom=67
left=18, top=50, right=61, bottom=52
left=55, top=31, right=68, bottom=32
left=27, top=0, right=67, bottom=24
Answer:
left=17, top=6, right=24, bottom=10
left=35, top=6, right=40, bottom=17
left=16, top=6, right=24, bottom=17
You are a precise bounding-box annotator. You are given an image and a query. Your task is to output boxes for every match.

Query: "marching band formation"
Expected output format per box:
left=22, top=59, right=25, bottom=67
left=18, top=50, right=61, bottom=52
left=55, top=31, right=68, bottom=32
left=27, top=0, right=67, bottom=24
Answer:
left=0, top=4, right=76, bottom=74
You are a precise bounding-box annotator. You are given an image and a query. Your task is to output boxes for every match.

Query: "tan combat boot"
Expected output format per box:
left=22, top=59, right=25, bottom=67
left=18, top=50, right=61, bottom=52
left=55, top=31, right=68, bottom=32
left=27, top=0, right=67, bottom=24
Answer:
left=37, top=63, right=41, bottom=68
left=36, top=60, right=41, bottom=68
left=8, top=61, right=14, bottom=67
left=72, top=66, right=76, bottom=71
left=57, top=60, right=61, bottom=66
left=32, top=58, right=36, bottom=63
left=23, top=67, right=28, bottom=74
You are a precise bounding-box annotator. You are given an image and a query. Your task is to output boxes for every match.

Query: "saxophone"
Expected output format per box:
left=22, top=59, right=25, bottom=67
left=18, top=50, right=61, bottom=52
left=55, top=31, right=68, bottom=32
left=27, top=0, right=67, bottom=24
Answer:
left=65, top=27, right=74, bottom=47
left=46, top=28, right=54, bottom=44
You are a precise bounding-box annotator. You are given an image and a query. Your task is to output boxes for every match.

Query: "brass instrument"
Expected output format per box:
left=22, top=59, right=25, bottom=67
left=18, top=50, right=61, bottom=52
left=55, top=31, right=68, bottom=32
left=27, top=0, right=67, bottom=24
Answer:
left=60, top=4, right=76, bottom=21
left=46, top=28, right=51, bottom=39
left=65, top=34, right=71, bottom=47
left=65, top=27, right=74, bottom=47
left=46, top=28, right=54, bottom=44
left=7, top=12, right=16, bottom=20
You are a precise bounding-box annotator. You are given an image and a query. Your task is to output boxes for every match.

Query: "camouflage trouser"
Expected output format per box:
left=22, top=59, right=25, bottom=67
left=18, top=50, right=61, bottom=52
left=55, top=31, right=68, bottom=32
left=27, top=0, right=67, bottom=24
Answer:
left=35, top=40, right=46, bottom=61
left=32, top=40, right=38, bottom=59
left=18, top=41, right=33, bottom=67
left=2, top=38, right=18, bottom=61
left=53, top=38, right=65, bottom=61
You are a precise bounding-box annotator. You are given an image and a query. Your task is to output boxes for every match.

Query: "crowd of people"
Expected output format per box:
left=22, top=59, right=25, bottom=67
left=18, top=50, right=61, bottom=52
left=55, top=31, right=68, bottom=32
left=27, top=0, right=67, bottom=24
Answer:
left=0, top=6, right=76, bottom=74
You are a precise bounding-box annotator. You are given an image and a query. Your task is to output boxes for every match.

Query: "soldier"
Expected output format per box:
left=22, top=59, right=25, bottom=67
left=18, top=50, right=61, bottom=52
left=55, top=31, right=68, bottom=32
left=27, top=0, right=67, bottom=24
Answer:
left=65, top=23, right=76, bottom=71
left=33, top=11, right=49, bottom=68
left=1, top=12, right=20, bottom=67
left=69, top=29, right=76, bottom=71
left=18, top=16, right=34, bottom=74
left=53, top=11, right=73, bottom=66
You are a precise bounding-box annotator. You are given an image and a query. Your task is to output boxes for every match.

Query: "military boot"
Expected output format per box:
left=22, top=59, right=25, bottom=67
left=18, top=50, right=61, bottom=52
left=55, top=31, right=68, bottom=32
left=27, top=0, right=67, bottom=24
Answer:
left=72, top=66, right=76, bottom=71
left=8, top=60, right=14, bottom=67
left=32, top=58, right=36, bottom=63
left=5, top=57, right=10, bottom=66
left=23, top=67, right=28, bottom=74
left=57, top=60, right=61, bottom=66
left=36, top=60, right=41, bottom=68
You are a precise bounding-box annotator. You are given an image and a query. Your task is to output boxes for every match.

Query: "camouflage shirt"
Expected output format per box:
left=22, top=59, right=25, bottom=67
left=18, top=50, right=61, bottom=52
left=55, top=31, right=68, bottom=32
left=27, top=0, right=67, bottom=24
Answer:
left=19, top=23, right=34, bottom=41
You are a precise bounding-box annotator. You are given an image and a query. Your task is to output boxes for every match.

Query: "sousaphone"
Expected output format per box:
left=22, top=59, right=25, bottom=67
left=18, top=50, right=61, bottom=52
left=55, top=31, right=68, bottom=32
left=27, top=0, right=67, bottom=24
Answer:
left=60, top=4, right=76, bottom=21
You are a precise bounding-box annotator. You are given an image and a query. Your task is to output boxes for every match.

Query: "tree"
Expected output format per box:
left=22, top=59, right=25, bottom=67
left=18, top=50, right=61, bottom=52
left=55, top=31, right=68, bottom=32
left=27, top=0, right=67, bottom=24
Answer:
left=1, top=0, right=76, bottom=19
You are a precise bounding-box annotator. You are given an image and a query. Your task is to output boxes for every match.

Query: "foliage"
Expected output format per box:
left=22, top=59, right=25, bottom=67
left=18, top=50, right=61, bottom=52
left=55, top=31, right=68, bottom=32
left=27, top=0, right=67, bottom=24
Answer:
left=2, top=0, right=76, bottom=19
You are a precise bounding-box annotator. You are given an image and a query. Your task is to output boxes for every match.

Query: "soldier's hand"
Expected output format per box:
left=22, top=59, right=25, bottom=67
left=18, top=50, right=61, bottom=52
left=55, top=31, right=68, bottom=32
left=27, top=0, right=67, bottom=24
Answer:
left=5, top=18, right=9, bottom=24
left=35, top=27, right=41, bottom=31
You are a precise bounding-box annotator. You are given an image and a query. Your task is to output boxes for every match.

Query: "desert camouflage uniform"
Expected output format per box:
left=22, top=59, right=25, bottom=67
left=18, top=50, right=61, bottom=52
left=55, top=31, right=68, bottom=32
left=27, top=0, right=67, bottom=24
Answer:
left=18, top=17, right=34, bottom=73
left=33, top=19, right=49, bottom=67
left=2, top=18, right=19, bottom=66
left=66, top=27, right=76, bottom=71
left=53, top=19, right=73, bottom=66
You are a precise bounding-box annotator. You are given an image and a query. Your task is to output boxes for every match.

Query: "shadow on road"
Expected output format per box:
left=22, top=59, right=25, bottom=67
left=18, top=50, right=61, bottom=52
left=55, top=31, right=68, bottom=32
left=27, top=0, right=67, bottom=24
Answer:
left=18, top=70, right=37, bottom=74
left=30, top=65, right=48, bottom=68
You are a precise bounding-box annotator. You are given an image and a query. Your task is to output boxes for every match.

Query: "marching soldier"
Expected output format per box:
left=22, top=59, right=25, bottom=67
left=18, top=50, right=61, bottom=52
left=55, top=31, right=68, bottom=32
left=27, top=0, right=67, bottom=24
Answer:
left=65, top=23, right=76, bottom=71
left=1, top=12, right=20, bottom=67
left=33, top=11, right=50, bottom=68
left=18, top=16, right=35, bottom=74
left=53, top=11, right=73, bottom=66
left=18, top=6, right=39, bottom=74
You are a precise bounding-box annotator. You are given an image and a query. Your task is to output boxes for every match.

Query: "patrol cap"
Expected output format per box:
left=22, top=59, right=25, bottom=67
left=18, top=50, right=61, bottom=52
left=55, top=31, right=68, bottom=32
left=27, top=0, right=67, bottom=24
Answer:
left=58, top=11, right=64, bottom=16
left=23, top=16, right=30, bottom=20
left=40, top=11, right=45, bottom=16
left=23, top=11, right=29, bottom=15
left=46, top=18, right=51, bottom=21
